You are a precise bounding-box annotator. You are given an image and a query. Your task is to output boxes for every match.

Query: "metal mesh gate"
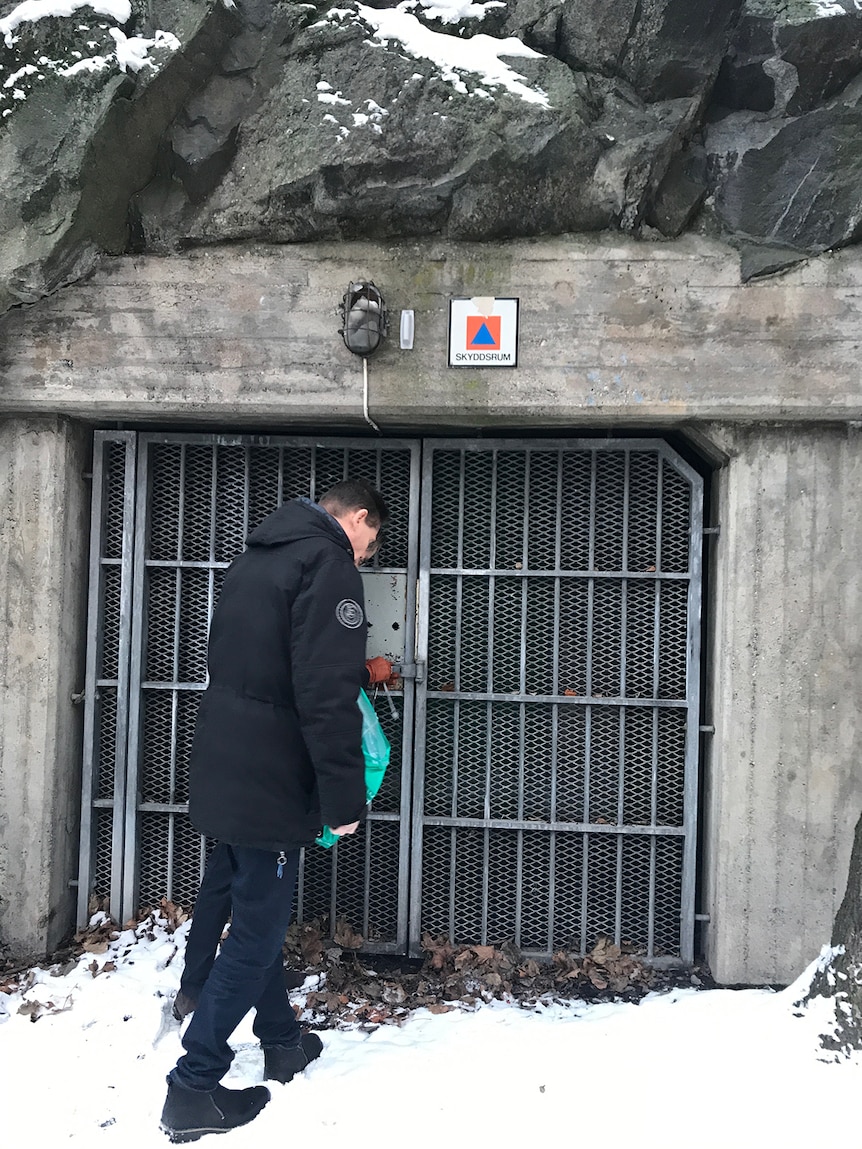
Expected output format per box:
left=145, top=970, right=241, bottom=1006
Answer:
left=78, top=433, right=419, bottom=952
left=79, top=432, right=702, bottom=963
left=411, top=440, right=702, bottom=962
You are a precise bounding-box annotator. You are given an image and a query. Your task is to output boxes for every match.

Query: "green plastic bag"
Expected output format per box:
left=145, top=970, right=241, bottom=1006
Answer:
left=316, top=689, right=391, bottom=848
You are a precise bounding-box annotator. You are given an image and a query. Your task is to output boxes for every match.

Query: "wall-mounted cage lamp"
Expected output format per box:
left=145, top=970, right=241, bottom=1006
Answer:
left=339, top=281, right=388, bottom=433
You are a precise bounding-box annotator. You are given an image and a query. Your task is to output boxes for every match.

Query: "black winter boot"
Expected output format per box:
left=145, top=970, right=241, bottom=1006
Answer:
left=263, top=1032, right=323, bottom=1084
left=159, top=1078, right=270, bottom=1143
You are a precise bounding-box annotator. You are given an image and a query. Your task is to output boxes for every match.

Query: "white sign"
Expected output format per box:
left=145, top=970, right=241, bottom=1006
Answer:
left=448, top=296, right=519, bottom=368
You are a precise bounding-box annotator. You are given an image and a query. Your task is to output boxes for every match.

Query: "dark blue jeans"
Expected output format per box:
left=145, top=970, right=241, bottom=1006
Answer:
left=180, top=843, right=233, bottom=998
left=172, top=844, right=302, bottom=1091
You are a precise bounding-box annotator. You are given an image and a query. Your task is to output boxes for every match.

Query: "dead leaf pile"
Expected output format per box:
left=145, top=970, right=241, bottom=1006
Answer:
left=551, top=935, right=654, bottom=993
left=74, top=915, right=119, bottom=956
left=2, top=904, right=710, bottom=1032
left=12, top=968, right=76, bottom=1022
left=282, top=918, right=710, bottom=1031
left=150, top=898, right=191, bottom=933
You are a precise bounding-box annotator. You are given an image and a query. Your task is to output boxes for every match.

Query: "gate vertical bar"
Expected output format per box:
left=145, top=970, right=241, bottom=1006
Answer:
left=409, top=444, right=435, bottom=953
left=396, top=444, right=422, bottom=951
left=549, top=448, right=564, bottom=954
left=121, top=436, right=153, bottom=924
left=77, top=437, right=108, bottom=925
left=78, top=431, right=137, bottom=925
left=580, top=449, right=598, bottom=953
left=678, top=451, right=703, bottom=964
left=616, top=450, right=630, bottom=946
left=650, top=459, right=664, bottom=957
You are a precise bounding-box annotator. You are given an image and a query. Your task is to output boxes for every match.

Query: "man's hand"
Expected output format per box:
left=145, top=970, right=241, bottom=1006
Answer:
left=365, top=656, right=393, bottom=685
left=331, top=822, right=359, bottom=836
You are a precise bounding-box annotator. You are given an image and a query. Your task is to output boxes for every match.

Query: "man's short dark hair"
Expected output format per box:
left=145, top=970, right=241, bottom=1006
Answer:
left=319, top=478, right=389, bottom=529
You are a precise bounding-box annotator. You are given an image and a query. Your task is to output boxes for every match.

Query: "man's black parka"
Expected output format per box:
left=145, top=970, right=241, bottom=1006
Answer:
left=188, top=499, right=369, bottom=852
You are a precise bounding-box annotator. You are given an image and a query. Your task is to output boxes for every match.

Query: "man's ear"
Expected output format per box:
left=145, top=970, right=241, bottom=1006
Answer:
left=353, top=507, right=369, bottom=526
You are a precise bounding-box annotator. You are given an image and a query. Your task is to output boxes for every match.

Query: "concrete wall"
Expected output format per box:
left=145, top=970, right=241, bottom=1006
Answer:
left=0, top=417, right=90, bottom=958
left=0, top=234, right=859, bottom=426
left=0, top=236, right=859, bottom=979
left=704, top=423, right=862, bottom=984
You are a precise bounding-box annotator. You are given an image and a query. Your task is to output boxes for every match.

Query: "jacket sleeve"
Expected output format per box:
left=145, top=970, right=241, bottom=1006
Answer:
left=290, top=554, right=368, bottom=827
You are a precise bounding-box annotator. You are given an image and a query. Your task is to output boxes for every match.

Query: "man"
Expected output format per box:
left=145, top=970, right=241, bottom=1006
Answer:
left=160, top=478, right=389, bottom=1143
left=172, top=649, right=393, bottom=1021
left=172, top=679, right=393, bottom=1021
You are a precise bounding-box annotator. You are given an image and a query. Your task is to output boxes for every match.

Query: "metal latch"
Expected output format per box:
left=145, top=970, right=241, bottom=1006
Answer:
left=393, top=660, right=425, bottom=683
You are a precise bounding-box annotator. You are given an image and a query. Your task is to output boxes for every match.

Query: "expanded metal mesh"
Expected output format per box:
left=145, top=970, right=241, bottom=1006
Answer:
left=413, top=442, right=701, bottom=961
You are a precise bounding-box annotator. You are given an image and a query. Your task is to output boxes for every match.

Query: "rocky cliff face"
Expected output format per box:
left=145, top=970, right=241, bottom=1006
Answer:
left=1, top=0, right=861, bottom=312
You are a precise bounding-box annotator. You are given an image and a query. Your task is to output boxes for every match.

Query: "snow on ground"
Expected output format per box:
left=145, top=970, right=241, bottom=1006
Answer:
left=0, top=912, right=859, bottom=1148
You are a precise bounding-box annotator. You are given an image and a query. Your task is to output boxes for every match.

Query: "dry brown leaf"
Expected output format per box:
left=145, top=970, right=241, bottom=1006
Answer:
left=81, top=938, right=110, bottom=954
left=299, top=923, right=325, bottom=966
left=333, top=918, right=364, bottom=950
left=421, top=933, right=456, bottom=971
left=589, top=936, right=621, bottom=965
left=471, top=945, right=496, bottom=965
left=159, top=898, right=190, bottom=930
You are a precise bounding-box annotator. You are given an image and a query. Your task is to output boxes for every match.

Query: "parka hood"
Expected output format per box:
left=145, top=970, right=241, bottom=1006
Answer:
left=247, top=497, right=352, bottom=554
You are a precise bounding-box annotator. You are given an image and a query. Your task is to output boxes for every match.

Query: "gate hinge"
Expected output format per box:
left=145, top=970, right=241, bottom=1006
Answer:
left=699, top=724, right=715, bottom=734
left=703, top=525, right=720, bottom=536
left=71, top=689, right=86, bottom=705
left=394, top=660, right=425, bottom=683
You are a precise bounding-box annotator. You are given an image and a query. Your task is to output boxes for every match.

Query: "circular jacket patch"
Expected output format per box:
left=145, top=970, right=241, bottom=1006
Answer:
left=336, top=598, right=364, bottom=629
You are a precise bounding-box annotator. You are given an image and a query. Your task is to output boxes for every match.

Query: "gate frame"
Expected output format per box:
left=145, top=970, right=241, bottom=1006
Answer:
left=80, top=430, right=703, bottom=964
left=117, top=431, right=421, bottom=945
left=409, top=437, right=703, bottom=964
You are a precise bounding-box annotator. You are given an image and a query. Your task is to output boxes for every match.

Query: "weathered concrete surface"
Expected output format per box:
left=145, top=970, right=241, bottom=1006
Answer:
left=0, top=235, right=860, bottom=426
left=703, top=422, right=862, bottom=985
left=0, top=417, right=90, bottom=959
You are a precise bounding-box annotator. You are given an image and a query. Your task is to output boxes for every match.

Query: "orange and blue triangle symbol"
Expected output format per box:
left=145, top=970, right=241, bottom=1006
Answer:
left=466, top=314, right=501, bottom=350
